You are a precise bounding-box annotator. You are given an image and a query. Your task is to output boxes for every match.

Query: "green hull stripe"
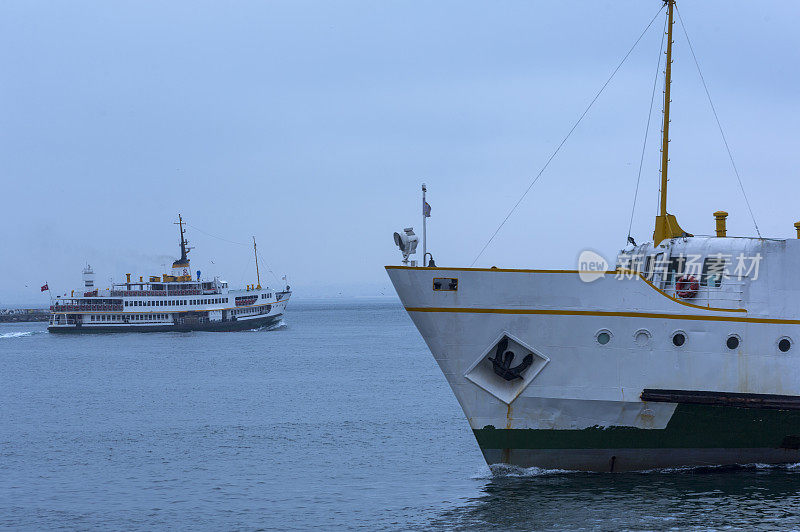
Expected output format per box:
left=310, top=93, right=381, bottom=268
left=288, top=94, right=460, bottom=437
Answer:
left=474, top=404, right=800, bottom=450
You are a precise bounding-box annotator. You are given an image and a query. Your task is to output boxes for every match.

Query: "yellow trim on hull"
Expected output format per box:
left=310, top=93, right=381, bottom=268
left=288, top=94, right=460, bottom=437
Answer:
left=404, top=307, right=800, bottom=326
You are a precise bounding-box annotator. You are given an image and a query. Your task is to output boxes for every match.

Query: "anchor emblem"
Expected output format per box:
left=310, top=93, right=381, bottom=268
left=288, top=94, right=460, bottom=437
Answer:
left=488, top=336, right=534, bottom=381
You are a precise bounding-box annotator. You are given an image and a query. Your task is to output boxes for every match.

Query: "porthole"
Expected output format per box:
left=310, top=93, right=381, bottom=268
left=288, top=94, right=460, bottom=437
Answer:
left=634, top=329, right=652, bottom=347
left=779, top=338, right=792, bottom=353
left=672, top=331, right=687, bottom=347
left=726, top=335, right=740, bottom=350
left=596, top=330, right=612, bottom=345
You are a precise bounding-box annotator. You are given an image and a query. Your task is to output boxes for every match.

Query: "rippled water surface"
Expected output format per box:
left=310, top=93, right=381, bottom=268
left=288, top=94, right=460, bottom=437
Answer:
left=3, top=300, right=800, bottom=530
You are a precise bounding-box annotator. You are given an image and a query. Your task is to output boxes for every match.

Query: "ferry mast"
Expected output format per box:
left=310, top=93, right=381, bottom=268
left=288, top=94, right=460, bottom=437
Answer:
left=653, top=0, right=690, bottom=246
left=173, top=214, right=190, bottom=269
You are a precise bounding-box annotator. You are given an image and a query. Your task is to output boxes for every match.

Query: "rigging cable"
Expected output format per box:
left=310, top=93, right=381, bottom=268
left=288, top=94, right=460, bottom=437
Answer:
left=187, top=223, right=248, bottom=246
left=186, top=222, right=282, bottom=284
left=470, top=4, right=666, bottom=266
left=627, top=13, right=668, bottom=246
left=675, top=4, right=762, bottom=238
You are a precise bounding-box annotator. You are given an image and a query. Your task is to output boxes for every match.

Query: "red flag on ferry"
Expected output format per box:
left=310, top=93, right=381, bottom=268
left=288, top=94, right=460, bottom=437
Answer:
left=41, top=283, right=49, bottom=292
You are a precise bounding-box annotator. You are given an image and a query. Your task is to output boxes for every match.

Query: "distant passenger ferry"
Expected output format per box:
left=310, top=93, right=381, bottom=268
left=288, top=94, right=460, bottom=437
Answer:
left=48, top=215, right=290, bottom=333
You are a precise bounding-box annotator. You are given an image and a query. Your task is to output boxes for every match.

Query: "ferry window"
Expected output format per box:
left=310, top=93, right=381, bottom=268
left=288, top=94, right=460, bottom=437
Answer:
left=596, top=331, right=611, bottom=345
left=779, top=338, right=792, bottom=353
left=643, top=256, right=653, bottom=280
left=726, top=335, right=740, bottom=350
left=672, top=332, right=686, bottom=347
left=701, top=256, right=727, bottom=288
left=432, top=278, right=458, bottom=291
left=664, top=255, right=687, bottom=287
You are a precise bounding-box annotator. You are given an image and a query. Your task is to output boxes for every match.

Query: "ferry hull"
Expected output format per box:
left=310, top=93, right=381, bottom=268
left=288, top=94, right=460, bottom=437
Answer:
left=48, top=314, right=283, bottom=334
left=480, top=447, right=800, bottom=473
left=386, top=265, right=800, bottom=472
left=476, top=402, right=800, bottom=472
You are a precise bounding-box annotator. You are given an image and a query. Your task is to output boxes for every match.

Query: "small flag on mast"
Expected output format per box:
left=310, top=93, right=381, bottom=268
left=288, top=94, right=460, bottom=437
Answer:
left=423, top=201, right=431, bottom=218
left=41, top=283, right=49, bottom=292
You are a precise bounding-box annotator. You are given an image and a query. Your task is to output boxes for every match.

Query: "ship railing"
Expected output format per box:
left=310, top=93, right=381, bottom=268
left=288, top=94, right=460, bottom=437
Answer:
left=660, top=277, right=746, bottom=309
left=109, top=289, right=202, bottom=297
left=111, top=290, right=166, bottom=297
left=166, top=289, right=202, bottom=296
left=51, top=314, right=79, bottom=325
left=50, top=304, right=124, bottom=312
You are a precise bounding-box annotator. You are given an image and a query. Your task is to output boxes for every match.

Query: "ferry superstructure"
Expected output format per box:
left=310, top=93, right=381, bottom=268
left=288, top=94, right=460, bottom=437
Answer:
left=387, top=0, right=800, bottom=471
left=48, top=216, right=290, bottom=333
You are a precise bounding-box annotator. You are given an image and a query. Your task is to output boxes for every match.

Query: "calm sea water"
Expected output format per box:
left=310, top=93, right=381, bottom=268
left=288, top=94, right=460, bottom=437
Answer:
left=3, top=299, right=800, bottom=530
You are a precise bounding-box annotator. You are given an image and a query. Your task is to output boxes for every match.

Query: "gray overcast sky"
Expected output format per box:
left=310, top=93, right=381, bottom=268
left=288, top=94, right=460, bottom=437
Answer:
left=1, top=1, right=799, bottom=305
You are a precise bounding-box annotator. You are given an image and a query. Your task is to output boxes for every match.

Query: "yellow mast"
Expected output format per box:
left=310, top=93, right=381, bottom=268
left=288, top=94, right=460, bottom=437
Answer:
left=253, top=236, right=262, bottom=289
left=653, top=0, right=691, bottom=246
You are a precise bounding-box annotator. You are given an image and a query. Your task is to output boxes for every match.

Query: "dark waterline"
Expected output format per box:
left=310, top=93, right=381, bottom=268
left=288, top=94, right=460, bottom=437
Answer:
left=2, top=299, right=800, bottom=530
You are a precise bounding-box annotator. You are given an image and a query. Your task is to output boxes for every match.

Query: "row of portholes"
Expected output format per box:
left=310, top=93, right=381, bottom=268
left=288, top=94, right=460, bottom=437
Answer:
left=595, top=329, right=793, bottom=353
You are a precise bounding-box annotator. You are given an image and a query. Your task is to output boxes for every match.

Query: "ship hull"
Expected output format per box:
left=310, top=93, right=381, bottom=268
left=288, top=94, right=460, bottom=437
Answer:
left=47, top=313, right=283, bottom=334
left=386, top=264, right=800, bottom=472
left=475, top=402, right=800, bottom=472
